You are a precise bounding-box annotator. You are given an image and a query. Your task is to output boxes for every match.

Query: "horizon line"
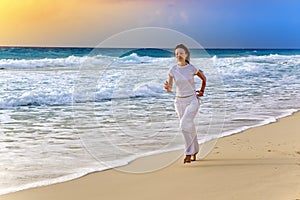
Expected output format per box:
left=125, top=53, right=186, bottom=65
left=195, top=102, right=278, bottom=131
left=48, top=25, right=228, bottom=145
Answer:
left=1, top=45, right=300, bottom=50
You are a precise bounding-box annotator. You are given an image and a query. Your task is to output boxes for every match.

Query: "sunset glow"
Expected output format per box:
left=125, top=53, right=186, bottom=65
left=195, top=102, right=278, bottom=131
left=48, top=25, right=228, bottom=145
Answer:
left=0, top=0, right=299, bottom=48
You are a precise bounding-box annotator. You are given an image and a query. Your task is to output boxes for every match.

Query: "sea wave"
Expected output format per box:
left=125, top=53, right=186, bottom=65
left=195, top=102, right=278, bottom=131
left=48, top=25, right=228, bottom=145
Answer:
left=0, top=56, right=83, bottom=69
left=0, top=82, right=165, bottom=108
left=1, top=53, right=299, bottom=70
left=215, top=54, right=300, bottom=76
left=116, top=53, right=168, bottom=64
left=0, top=54, right=169, bottom=69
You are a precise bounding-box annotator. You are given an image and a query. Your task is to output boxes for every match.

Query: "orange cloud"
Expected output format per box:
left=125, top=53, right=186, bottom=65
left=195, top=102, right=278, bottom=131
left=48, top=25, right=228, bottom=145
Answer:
left=0, top=0, right=165, bottom=46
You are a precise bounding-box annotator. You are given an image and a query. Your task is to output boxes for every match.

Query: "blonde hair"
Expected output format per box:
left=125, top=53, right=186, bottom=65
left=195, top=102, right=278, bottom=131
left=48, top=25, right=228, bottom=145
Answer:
left=174, top=44, right=190, bottom=64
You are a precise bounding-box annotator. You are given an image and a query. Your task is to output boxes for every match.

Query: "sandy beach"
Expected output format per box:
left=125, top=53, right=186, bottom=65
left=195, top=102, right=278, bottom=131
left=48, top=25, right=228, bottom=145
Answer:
left=2, top=112, right=300, bottom=200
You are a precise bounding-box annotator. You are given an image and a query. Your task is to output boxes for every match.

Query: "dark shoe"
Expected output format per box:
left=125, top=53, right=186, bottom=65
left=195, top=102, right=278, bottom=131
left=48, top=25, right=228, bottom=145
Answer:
left=183, top=155, right=191, bottom=164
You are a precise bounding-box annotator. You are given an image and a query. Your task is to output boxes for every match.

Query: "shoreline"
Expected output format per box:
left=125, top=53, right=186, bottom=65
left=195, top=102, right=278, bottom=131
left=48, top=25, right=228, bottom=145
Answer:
left=2, top=111, right=300, bottom=200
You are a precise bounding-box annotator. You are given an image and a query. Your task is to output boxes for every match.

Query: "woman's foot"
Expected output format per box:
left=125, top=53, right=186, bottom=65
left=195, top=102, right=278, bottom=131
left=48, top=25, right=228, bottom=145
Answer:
left=183, top=155, right=191, bottom=164
left=191, top=153, right=197, bottom=161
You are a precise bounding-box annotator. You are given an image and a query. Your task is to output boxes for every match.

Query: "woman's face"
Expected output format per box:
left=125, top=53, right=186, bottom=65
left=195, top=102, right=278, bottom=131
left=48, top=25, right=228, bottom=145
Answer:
left=175, top=48, right=187, bottom=62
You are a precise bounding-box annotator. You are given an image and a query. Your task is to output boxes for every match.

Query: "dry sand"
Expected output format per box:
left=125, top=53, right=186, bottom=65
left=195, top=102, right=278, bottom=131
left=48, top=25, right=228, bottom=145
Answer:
left=2, top=112, right=300, bottom=200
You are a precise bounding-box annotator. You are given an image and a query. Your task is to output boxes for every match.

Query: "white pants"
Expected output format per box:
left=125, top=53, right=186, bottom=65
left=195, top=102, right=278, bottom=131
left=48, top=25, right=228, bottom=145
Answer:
left=174, top=95, right=200, bottom=155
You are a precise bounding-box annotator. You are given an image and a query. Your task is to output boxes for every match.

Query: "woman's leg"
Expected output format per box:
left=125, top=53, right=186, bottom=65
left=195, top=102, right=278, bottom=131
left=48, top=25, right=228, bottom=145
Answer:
left=179, top=97, right=200, bottom=156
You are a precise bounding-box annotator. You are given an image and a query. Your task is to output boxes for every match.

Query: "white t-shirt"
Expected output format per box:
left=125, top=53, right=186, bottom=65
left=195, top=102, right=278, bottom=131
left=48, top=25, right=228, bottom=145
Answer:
left=168, top=64, right=200, bottom=97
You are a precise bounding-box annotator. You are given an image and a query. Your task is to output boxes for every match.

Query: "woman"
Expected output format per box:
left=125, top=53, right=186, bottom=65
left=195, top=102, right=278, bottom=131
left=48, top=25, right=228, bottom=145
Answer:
left=164, top=44, right=206, bottom=164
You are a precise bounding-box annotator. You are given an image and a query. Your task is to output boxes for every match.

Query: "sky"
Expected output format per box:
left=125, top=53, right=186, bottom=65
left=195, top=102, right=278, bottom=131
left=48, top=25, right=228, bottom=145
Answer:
left=0, top=0, right=300, bottom=48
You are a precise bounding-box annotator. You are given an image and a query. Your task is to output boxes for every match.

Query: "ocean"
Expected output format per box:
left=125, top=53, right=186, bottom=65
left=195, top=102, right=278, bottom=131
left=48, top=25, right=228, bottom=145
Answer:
left=0, top=47, right=299, bottom=194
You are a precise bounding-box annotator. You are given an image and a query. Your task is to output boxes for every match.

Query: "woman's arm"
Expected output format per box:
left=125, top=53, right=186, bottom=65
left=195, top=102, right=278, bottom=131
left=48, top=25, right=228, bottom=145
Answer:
left=196, top=70, right=206, bottom=97
left=164, top=75, right=173, bottom=92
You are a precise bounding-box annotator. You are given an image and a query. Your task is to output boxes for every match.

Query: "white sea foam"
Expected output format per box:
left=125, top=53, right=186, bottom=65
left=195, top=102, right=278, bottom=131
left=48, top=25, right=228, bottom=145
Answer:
left=0, top=167, right=107, bottom=195
left=216, top=54, right=300, bottom=76
left=0, top=55, right=113, bottom=69
left=130, top=82, right=165, bottom=97
left=0, top=56, right=82, bottom=69
left=0, top=53, right=172, bottom=69
left=0, top=83, right=166, bottom=108
left=220, top=109, right=298, bottom=138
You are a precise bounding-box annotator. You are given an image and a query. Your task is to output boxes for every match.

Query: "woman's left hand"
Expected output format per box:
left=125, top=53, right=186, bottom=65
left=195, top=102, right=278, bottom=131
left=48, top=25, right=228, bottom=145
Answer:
left=196, top=90, right=204, bottom=97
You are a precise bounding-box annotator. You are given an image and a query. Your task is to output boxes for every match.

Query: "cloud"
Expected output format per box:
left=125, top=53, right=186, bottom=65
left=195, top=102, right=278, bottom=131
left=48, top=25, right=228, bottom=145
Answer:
left=138, top=2, right=189, bottom=27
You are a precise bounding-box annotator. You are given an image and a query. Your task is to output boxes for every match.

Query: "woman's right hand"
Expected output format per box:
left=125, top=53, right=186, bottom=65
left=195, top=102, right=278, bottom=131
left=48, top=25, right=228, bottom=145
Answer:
left=164, top=81, right=170, bottom=91
left=164, top=76, right=173, bottom=92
